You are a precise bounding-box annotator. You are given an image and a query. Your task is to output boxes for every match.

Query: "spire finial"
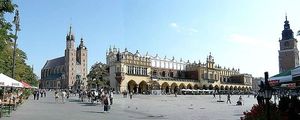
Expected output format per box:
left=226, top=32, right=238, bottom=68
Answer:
left=69, top=24, right=72, bottom=35
left=285, top=12, right=287, bottom=21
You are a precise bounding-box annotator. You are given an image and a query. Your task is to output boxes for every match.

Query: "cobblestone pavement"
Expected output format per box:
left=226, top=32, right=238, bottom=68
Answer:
left=2, top=92, right=258, bottom=120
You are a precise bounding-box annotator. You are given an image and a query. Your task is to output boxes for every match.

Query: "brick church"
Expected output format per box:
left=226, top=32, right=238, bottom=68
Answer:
left=40, top=26, right=88, bottom=90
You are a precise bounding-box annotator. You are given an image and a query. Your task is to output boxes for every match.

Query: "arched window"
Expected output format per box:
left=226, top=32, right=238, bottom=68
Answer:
left=162, top=71, right=166, bottom=77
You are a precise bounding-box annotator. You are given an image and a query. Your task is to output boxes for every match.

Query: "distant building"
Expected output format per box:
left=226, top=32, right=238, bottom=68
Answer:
left=107, top=47, right=252, bottom=93
left=279, top=15, right=299, bottom=73
left=252, top=77, right=263, bottom=92
left=40, top=26, right=88, bottom=89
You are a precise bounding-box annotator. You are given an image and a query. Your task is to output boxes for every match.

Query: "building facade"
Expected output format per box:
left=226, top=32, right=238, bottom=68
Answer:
left=279, top=15, right=299, bottom=73
left=107, top=47, right=252, bottom=94
left=40, top=26, right=88, bottom=89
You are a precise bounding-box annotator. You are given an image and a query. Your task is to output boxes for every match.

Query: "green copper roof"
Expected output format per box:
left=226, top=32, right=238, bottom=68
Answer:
left=272, top=69, right=292, bottom=77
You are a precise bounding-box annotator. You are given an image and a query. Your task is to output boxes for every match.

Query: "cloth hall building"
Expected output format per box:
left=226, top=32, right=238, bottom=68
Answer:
left=107, top=47, right=252, bottom=94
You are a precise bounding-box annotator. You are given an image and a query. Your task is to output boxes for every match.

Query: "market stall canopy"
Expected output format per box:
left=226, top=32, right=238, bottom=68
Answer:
left=21, top=81, right=31, bottom=88
left=269, top=70, right=292, bottom=83
left=0, top=73, right=24, bottom=87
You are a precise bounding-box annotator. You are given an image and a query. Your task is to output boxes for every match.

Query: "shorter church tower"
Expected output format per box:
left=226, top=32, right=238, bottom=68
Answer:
left=76, top=38, right=88, bottom=89
left=279, top=15, right=299, bottom=73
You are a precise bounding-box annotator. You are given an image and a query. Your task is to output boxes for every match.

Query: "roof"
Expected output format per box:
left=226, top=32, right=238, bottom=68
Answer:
left=272, top=69, right=292, bottom=77
left=43, top=56, right=65, bottom=69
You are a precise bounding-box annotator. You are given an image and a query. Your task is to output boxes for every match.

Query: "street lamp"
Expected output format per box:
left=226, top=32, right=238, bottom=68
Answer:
left=12, top=9, right=20, bottom=79
left=263, top=72, right=272, bottom=120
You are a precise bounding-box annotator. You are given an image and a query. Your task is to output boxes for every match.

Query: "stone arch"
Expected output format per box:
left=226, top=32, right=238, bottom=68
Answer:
left=138, top=81, right=148, bottom=94
left=220, top=85, right=224, bottom=90
left=187, top=84, right=192, bottom=89
left=161, top=82, right=170, bottom=94
left=203, top=85, right=207, bottom=90
left=128, top=80, right=137, bottom=93
left=225, top=86, right=229, bottom=90
left=170, top=83, right=178, bottom=94
left=194, top=84, right=199, bottom=89
left=248, top=87, right=252, bottom=91
left=209, top=84, right=213, bottom=90
left=229, top=86, right=233, bottom=90
left=150, top=81, right=160, bottom=90
left=214, top=85, right=219, bottom=90
left=179, top=83, right=186, bottom=89
left=241, top=86, right=245, bottom=91
left=238, top=86, right=241, bottom=91
left=233, top=86, right=237, bottom=90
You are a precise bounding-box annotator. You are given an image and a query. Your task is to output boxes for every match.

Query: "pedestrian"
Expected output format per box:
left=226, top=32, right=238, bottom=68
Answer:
left=66, top=90, right=70, bottom=99
left=130, top=92, right=133, bottom=99
left=55, top=91, right=59, bottom=102
left=40, top=89, right=43, bottom=97
left=36, top=90, right=40, bottom=100
left=33, top=90, right=37, bottom=100
left=43, top=89, right=47, bottom=97
left=62, top=90, right=66, bottom=103
left=226, top=93, right=231, bottom=104
left=103, top=92, right=110, bottom=112
left=109, top=91, right=113, bottom=105
left=237, top=96, right=242, bottom=105
left=213, top=92, right=216, bottom=98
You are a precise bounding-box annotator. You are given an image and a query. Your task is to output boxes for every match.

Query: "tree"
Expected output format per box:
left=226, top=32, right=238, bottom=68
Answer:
left=0, top=1, right=38, bottom=86
left=87, top=62, right=109, bottom=89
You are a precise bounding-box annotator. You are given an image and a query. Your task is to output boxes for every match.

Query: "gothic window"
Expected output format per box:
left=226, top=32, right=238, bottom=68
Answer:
left=170, top=72, right=174, bottom=77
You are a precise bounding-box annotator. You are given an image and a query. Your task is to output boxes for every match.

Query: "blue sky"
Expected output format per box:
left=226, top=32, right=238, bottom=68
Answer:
left=5, top=0, right=300, bottom=77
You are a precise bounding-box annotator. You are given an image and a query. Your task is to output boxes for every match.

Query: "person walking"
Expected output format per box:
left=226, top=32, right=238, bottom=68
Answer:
left=129, top=92, right=133, bottom=99
left=43, top=89, right=47, bottom=97
left=33, top=90, right=37, bottom=100
left=109, top=91, right=113, bottom=105
left=40, top=89, right=43, bottom=98
left=61, top=90, right=66, bottom=103
left=226, top=93, right=231, bottom=104
left=103, top=93, right=109, bottom=112
left=55, top=91, right=59, bottom=102
left=36, top=90, right=40, bottom=100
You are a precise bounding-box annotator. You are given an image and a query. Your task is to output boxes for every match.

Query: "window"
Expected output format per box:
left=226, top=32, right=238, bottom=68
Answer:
left=162, top=71, right=166, bottom=77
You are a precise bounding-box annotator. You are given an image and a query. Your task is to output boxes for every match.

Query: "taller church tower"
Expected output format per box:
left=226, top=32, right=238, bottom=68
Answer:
left=65, top=26, right=77, bottom=89
left=279, top=15, right=299, bottom=73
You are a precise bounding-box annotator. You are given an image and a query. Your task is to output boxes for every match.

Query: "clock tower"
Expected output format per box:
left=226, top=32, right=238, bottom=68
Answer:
left=279, top=15, right=299, bottom=73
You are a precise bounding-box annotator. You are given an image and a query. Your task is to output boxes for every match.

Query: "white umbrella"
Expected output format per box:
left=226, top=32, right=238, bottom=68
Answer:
left=0, top=73, right=24, bottom=87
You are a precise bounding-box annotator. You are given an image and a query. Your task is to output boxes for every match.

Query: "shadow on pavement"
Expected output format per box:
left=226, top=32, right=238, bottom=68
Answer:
left=82, top=110, right=105, bottom=113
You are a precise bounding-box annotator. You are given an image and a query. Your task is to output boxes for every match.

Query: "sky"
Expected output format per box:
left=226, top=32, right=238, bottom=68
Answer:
left=4, top=0, right=300, bottom=78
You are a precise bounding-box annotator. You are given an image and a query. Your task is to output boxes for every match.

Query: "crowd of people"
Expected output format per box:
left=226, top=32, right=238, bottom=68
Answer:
left=33, top=89, right=47, bottom=100
left=51, top=88, right=114, bottom=112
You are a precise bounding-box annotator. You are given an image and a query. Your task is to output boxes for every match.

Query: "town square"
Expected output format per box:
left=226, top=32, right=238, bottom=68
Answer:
left=1, top=0, right=300, bottom=120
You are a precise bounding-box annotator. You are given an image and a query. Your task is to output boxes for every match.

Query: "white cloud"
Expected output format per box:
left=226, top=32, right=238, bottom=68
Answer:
left=188, top=28, right=199, bottom=33
left=170, top=22, right=178, bottom=28
left=169, top=22, right=198, bottom=34
left=228, top=34, right=276, bottom=49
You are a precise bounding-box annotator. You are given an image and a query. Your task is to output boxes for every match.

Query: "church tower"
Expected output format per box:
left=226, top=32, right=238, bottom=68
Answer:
left=279, top=15, right=299, bottom=73
left=76, top=38, right=88, bottom=89
left=65, top=25, right=77, bottom=89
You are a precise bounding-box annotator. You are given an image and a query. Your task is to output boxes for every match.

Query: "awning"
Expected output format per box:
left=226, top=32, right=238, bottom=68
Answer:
left=0, top=73, right=24, bottom=87
left=21, top=81, right=31, bottom=88
left=269, top=75, right=293, bottom=83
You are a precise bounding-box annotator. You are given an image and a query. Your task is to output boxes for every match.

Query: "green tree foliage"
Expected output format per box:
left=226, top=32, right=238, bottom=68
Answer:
left=0, top=0, right=38, bottom=86
left=87, top=62, right=109, bottom=88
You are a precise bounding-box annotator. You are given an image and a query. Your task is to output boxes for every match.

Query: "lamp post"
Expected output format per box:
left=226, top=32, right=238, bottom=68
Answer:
left=12, top=9, right=20, bottom=79
left=264, top=72, right=272, bottom=120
